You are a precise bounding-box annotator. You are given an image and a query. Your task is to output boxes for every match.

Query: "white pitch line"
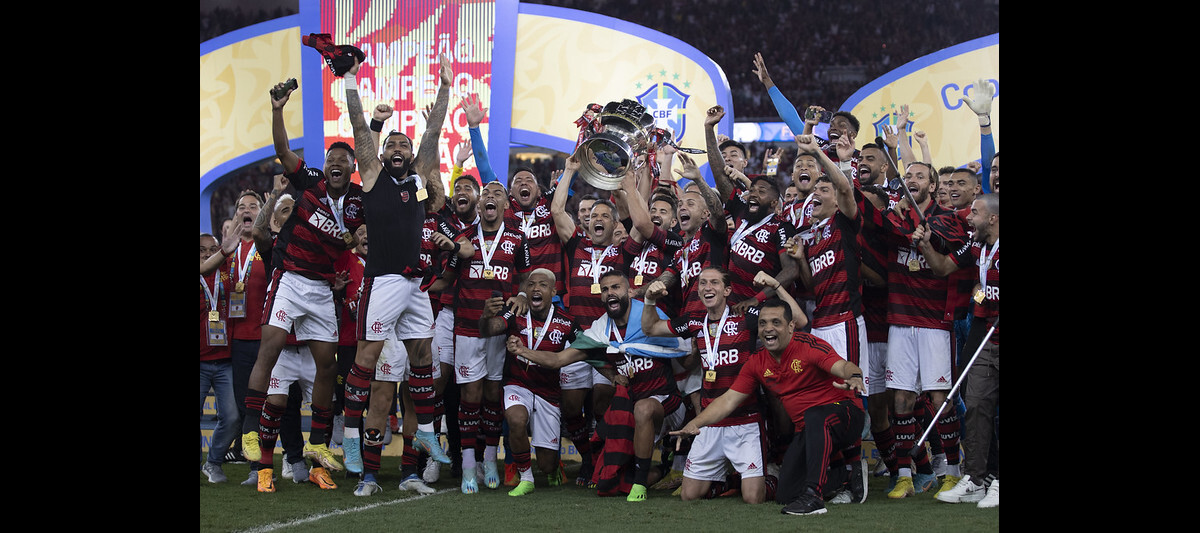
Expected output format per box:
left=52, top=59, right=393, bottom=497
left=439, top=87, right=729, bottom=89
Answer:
left=236, top=488, right=456, bottom=533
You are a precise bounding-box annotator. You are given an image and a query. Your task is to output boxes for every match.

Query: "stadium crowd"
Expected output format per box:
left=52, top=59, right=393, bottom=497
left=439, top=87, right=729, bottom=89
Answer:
left=200, top=39, right=1000, bottom=515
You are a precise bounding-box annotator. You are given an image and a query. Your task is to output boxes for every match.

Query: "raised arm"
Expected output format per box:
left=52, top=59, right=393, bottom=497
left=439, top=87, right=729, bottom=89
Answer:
left=270, top=81, right=302, bottom=174
left=640, top=281, right=678, bottom=337
left=551, top=153, right=582, bottom=243
left=796, top=134, right=857, bottom=220
left=893, top=104, right=918, bottom=169
left=674, top=153, right=727, bottom=235
left=463, top=92, right=498, bottom=185
left=201, top=220, right=241, bottom=275
left=415, top=54, right=452, bottom=213
left=671, top=387, right=750, bottom=436
left=617, top=165, right=655, bottom=241
left=753, top=52, right=810, bottom=136
left=343, top=59, right=383, bottom=190
left=505, top=336, right=590, bottom=370
left=754, top=271, right=807, bottom=331
left=961, top=78, right=996, bottom=194
left=702, top=106, right=736, bottom=202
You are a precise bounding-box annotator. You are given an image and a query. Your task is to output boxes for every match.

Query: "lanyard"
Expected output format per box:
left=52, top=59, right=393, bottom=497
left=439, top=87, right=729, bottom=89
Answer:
left=200, top=274, right=222, bottom=314
left=730, top=215, right=771, bottom=246
left=526, top=306, right=555, bottom=352
left=700, top=307, right=730, bottom=370
left=235, top=241, right=256, bottom=289
left=478, top=222, right=505, bottom=271
left=979, top=239, right=999, bottom=289
left=591, top=244, right=615, bottom=284
left=325, top=191, right=347, bottom=234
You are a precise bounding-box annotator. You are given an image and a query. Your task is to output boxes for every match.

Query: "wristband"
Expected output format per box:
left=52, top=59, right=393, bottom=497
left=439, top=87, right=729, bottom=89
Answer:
left=754, top=291, right=769, bottom=304
left=343, top=72, right=356, bottom=89
left=850, top=373, right=863, bottom=379
left=978, top=115, right=991, bottom=127
left=452, top=242, right=461, bottom=255
left=517, top=292, right=528, bottom=299
left=370, top=119, right=384, bottom=132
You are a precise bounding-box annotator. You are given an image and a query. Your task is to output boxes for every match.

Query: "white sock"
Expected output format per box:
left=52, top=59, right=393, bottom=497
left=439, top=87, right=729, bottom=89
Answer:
left=484, top=445, right=498, bottom=463
left=947, top=463, right=961, bottom=477
left=418, top=422, right=435, bottom=433
left=520, top=467, right=535, bottom=483
left=899, top=467, right=912, bottom=478
left=344, top=427, right=360, bottom=439
left=462, top=449, right=476, bottom=473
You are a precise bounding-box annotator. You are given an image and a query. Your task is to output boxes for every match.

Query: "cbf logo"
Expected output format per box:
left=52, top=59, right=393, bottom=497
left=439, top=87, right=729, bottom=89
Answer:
left=636, top=79, right=691, bottom=143
left=868, top=104, right=913, bottom=141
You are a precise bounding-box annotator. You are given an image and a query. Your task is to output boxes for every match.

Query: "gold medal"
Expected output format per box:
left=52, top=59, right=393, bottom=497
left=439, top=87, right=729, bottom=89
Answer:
left=708, top=324, right=717, bottom=337
left=343, top=231, right=355, bottom=245
left=591, top=283, right=601, bottom=294
left=907, top=258, right=921, bottom=271
left=234, top=281, right=245, bottom=293
left=484, top=269, right=495, bottom=279
left=208, top=310, right=220, bottom=322
left=973, top=289, right=986, bottom=304
left=704, top=370, right=717, bottom=382
left=416, top=187, right=428, bottom=201
left=634, top=274, right=643, bottom=286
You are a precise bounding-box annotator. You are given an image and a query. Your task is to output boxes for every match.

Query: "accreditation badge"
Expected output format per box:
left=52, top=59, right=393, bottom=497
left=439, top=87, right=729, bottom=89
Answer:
left=229, top=290, right=247, bottom=318
left=207, top=319, right=228, bottom=347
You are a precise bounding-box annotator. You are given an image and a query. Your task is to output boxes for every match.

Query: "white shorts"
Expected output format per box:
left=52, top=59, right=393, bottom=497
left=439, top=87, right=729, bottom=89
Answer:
left=591, top=367, right=613, bottom=388
left=265, top=271, right=338, bottom=342
left=434, top=307, right=456, bottom=367
left=885, top=325, right=952, bottom=393
left=673, top=359, right=702, bottom=396
left=683, top=422, right=765, bottom=482
left=812, top=315, right=869, bottom=389
left=375, top=339, right=445, bottom=383
left=650, top=395, right=686, bottom=445
left=867, top=342, right=888, bottom=396
left=269, top=344, right=315, bottom=401
left=560, top=361, right=594, bottom=390
left=503, top=384, right=562, bottom=450
left=359, top=275, right=435, bottom=341
left=453, top=334, right=505, bottom=383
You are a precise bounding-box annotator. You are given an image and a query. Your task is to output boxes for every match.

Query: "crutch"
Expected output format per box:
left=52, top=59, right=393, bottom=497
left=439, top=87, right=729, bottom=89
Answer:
left=916, top=318, right=999, bottom=447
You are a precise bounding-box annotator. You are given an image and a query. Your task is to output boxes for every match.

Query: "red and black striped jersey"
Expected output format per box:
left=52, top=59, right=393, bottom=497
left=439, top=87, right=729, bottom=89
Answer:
left=950, top=239, right=1000, bottom=343
left=417, top=212, right=461, bottom=290
left=435, top=207, right=479, bottom=308
left=273, top=161, right=364, bottom=283
left=446, top=224, right=532, bottom=336
left=725, top=196, right=797, bottom=305
left=670, top=310, right=760, bottom=426
left=500, top=306, right=576, bottom=405
left=882, top=203, right=954, bottom=331
left=943, top=208, right=977, bottom=322
left=564, top=231, right=627, bottom=329
left=506, top=192, right=566, bottom=295
left=334, top=249, right=366, bottom=346
left=800, top=210, right=863, bottom=328
left=664, top=224, right=728, bottom=320
left=600, top=322, right=681, bottom=408
left=856, top=189, right=896, bottom=343
left=623, top=225, right=685, bottom=317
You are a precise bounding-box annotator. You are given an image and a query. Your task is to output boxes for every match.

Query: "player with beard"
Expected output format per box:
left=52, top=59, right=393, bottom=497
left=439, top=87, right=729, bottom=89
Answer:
left=672, top=292, right=866, bottom=517
left=430, top=180, right=532, bottom=494
left=654, top=153, right=729, bottom=324
left=856, top=143, right=893, bottom=188
left=720, top=169, right=799, bottom=315
left=917, top=194, right=1000, bottom=508
left=506, top=270, right=687, bottom=502
left=239, top=79, right=366, bottom=492
left=700, top=105, right=751, bottom=204
left=641, top=268, right=787, bottom=504
left=871, top=161, right=962, bottom=499
left=784, top=134, right=871, bottom=503
left=479, top=269, right=577, bottom=496
left=625, top=195, right=683, bottom=311
left=338, top=55, right=464, bottom=495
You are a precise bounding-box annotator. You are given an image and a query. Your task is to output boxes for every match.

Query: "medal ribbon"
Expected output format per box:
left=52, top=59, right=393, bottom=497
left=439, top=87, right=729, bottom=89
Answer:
left=701, top=306, right=730, bottom=370
left=477, top=222, right=505, bottom=273
left=526, top=306, right=555, bottom=352
left=200, top=274, right=222, bottom=316
left=235, top=241, right=256, bottom=290
left=979, top=239, right=999, bottom=290
left=591, top=243, right=616, bottom=286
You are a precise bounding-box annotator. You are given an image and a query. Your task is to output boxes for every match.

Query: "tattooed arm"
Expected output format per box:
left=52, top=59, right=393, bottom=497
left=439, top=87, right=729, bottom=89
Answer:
left=343, top=58, right=383, bottom=192
left=415, top=54, right=452, bottom=214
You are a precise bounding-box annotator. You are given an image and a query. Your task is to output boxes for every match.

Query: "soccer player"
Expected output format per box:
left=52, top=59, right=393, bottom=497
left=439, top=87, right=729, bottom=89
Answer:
left=505, top=270, right=689, bottom=502
left=240, top=78, right=366, bottom=492
left=640, top=268, right=782, bottom=504
left=653, top=152, right=729, bottom=323
left=432, top=180, right=533, bottom=494
left=337, top=54, right=459, bottom=496
left=784, top=133, right=871, bottom=503
left=479, top=269, right=577, bottom=496
left=917, top=194, right=1000, bottom=508
left=673, top=293, right=866, bottom=516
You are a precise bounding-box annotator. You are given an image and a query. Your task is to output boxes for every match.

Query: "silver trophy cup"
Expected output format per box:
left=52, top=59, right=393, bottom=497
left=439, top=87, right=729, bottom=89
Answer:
left=576, top=99, right=656, bottom=190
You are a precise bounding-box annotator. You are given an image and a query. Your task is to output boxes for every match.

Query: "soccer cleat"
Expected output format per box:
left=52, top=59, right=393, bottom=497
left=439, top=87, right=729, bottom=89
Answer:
left=461, top=475, right=479, bottom=494
left=782, top=488, right=827, bottom=516
left=241, top=431, right=262, bottom=463
left=887, top=476, right=914, bottom=499
left=650, top=469, right=684, bottom=490
left=976, top=479, right=998, bottom=508
left=483, top=461, right=500, bottom=489
left=342, top=436, right=364, bottom=474
left=289, top=460, right=309, bottom=483
left=913, top=472, right=937, bottom=493
left=415, top=430, right=451, bottom=464
left=201, top=462, right=227, bottom=484
left=224, top=448, right=247, bottom=465
left=504, top=463, right=519, bottom=487
left=671, top=485, right=683, bottom=497
left=934, top=474, right=961, bottom=498
left=849, top=458, right=867, bottom=503
left=828, top=488, right=852, bottom=504
left=353, top=480, right=383, bottom=496
left=304, top=442, right=344, bottom=472
left=936, top=474, right=985, bottom=503
left=399, top=473, right=437, bottom=495
left=874, top=460, right=890, bottom=477
left=627, top=483, right=648, bottom=502
left=548, top=460, right=567, bottom=487
left=508, top=480, right=535, bottom=497
left=257, top=468, right=276, bottom=493
left=576, top=460, right=595, bottom=487
left=308, top=466, right=338, bottom=489
left=423, top=456, right=441, bottom=484
left=931, top=453, right=947, bottom=477
left=281, top=460, right=293, bottom=480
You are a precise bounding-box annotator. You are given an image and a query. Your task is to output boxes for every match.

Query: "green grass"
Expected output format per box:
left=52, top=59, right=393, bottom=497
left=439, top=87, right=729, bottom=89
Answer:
left=200, top=457, right=998, bottom=532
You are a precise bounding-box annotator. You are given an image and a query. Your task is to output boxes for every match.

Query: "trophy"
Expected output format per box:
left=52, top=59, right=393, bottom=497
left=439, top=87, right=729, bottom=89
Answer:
left=575, top=99, right=657, bottom=190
